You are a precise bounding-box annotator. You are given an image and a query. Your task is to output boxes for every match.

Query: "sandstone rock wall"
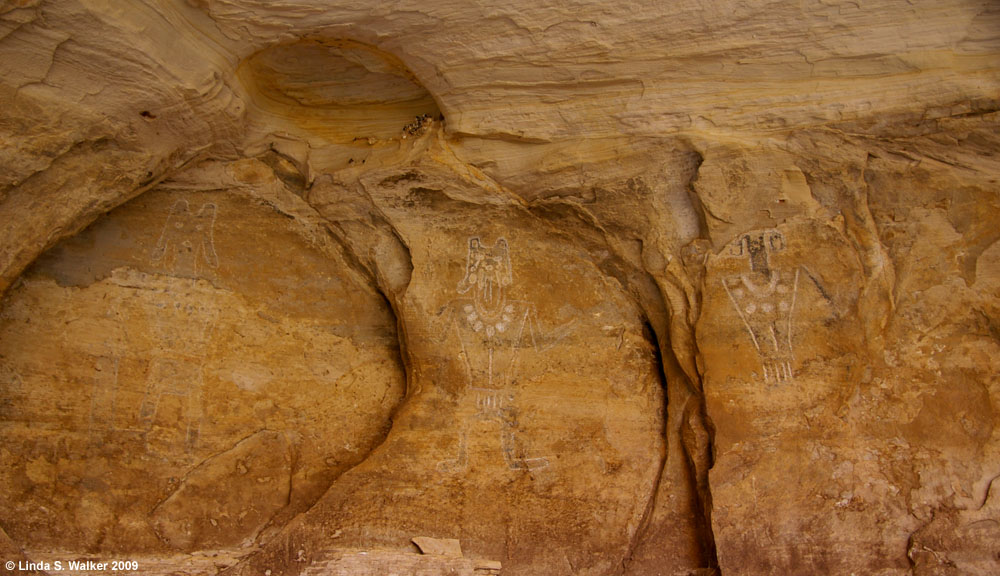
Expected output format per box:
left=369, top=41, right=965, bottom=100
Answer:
left=0, top=1, right=998, bottom=575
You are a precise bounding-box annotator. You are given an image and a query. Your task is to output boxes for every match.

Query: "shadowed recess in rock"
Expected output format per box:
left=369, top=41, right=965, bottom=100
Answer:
left=237, top=38, right=441, bottom=144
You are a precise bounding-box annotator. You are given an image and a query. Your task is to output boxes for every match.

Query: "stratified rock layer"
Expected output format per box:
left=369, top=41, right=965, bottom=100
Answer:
left=0, top=1, right=998, bottom=575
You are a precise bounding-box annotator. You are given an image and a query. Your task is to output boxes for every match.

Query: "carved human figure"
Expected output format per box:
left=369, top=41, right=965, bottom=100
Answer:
left=134, top=199, right=221, bottom=450
left=722, top=230, right=799, bottom=383
left=150, top=200, right=219, bottom=277
left=437, top=237, right=563, bottom=472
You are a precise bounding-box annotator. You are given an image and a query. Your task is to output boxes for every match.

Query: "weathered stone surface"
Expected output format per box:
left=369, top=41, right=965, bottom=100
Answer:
left=0, top=1, right=998, bottom=575
left=0, top=186, right=405, bottom=553
left=412, top=537, right=463, bottom=557
left=300, top=548, right=500, bottom=576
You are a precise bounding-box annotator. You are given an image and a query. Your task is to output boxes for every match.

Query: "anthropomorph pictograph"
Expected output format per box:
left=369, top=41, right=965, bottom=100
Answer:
left=133, top=199, right=221, bottom=450
left=437, top=237, right=570, bottom=472
left=151, top=199, right=219, bottom=277
left=722, top=230, right=799, bottom=383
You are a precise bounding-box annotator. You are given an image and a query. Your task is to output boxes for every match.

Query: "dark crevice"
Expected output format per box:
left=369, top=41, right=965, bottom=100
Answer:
left=618, top=319, right=671, bottom=575
left=256, top=149, right=308, bottom=192
left=517, top=196, right=720, bottom=573
left=676, top=147, right=722, bottom=573
left=681, top=391, right=719, bottom=572
left=651, top=297, right=720, bottom=574
left=684, top=149, right=711, bottom=240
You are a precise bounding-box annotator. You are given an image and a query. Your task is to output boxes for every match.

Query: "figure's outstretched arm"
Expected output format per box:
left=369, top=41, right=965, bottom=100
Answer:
left=723, top=277, right=762, bottom=353
left=427, top=302, right=456, bottom=344
left=151, top=200, right=189, bottom=262
left=526, top=304, right=575, bottom=353
left=150, top=215, right=175, bottom=262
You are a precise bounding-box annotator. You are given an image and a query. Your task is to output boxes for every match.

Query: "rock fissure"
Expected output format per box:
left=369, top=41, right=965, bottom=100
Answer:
left=618, top=320, right=671, bottom=576
left=148, top=428, right=274, bottom=517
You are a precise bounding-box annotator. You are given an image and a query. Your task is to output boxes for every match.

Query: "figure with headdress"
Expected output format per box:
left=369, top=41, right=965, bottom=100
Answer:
left=722, top=230, right=799, bottom=383
left=150, top=199, right=219, bottom=277
left=436, top=237, right=559, bottom=472
left=134, top=198, right=221, bottom=451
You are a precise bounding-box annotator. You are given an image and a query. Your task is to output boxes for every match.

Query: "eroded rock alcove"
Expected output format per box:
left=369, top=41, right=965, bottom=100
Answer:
left=1, top=1, right=998, bottom=575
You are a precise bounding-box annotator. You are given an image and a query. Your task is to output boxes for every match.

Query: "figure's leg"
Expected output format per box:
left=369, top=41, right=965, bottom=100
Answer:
left=89, top=355, right=119, bottom=445
left=501, top=428, right=549, bottom=471
left=783, top=361, right=794, bottom=381
left=139, top=358, right=165, bottom=426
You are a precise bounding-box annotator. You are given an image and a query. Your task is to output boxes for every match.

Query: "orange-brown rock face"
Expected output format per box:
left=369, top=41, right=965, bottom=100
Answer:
left=0, top=1, right=998, bottom=575
left=0, top=187, right=405, bottom=553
